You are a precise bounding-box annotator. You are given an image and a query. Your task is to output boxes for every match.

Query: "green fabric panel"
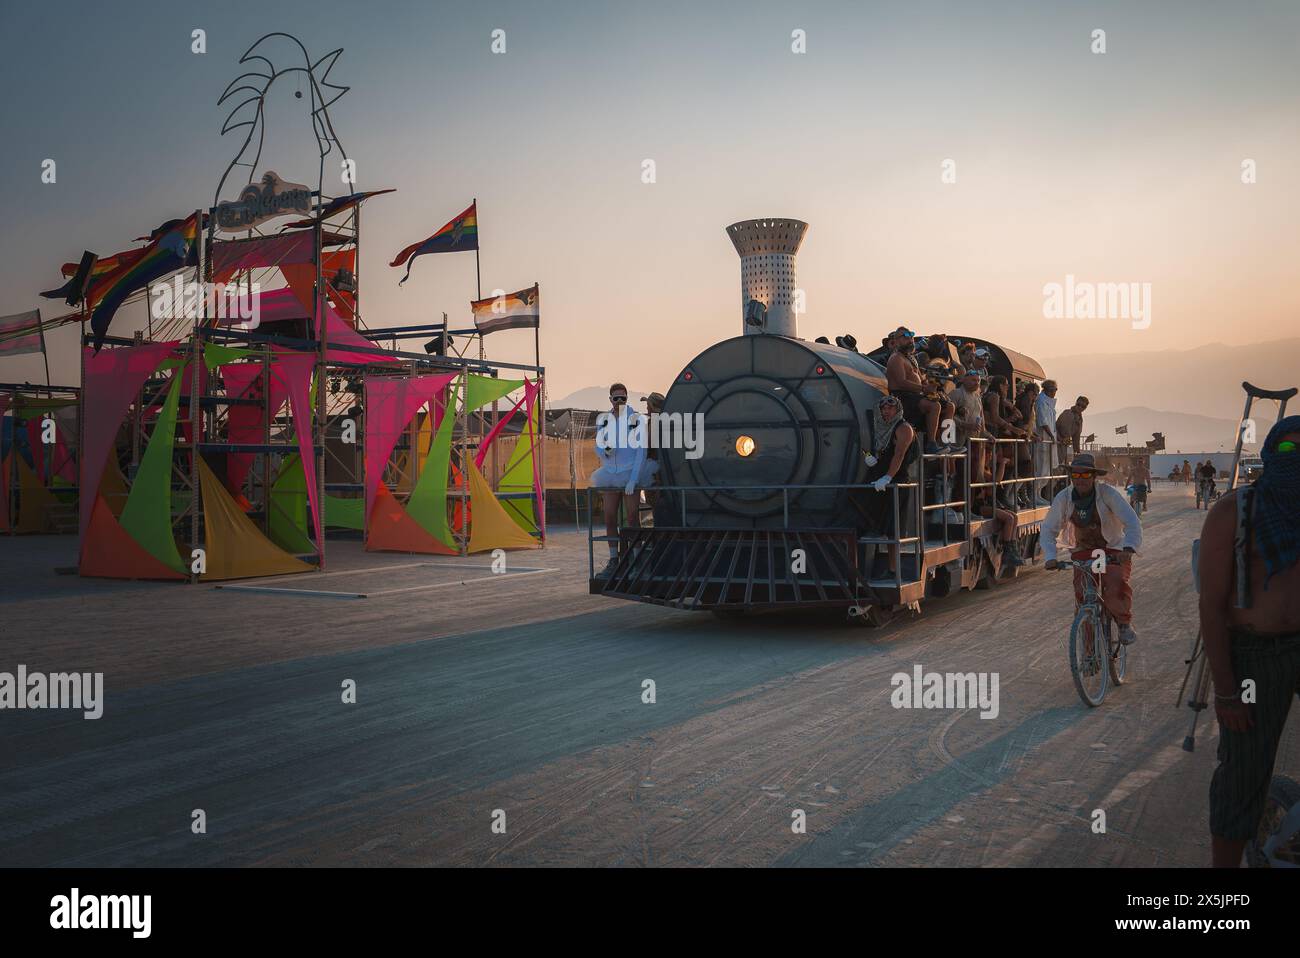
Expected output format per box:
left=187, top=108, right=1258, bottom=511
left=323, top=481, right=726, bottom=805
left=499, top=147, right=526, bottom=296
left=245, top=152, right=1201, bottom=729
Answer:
left=498, top=397, right=538, bottom=532
left=324, top=494, right=365, bottom=530
left=119, top=365, right=186, bottom=573
left=466, top=374, right=523, bottom=412
left=405, top=383, right=458, bottom=547
left=203, top=343, right=255, bottom=368
left=269, top=454, right=316, bottom=555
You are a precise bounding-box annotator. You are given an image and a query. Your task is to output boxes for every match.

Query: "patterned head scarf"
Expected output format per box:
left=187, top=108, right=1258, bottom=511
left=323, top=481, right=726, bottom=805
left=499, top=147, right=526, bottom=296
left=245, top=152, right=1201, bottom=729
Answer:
left=1254, top=415, right=1300, bottom=587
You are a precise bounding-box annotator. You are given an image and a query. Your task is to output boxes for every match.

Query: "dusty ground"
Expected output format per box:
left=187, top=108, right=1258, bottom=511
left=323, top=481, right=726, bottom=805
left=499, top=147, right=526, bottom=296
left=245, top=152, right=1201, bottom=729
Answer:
left=1, top=483, right=1295, bottom=867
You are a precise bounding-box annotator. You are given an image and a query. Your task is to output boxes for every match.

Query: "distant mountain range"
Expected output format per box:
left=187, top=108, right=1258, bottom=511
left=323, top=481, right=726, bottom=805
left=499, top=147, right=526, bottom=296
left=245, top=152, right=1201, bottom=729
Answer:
left=1082, top=406, right=1272, bottom=455
left=1041, top=338, right=1298, bottom=423
left=552, top=385, right=659, bottom=410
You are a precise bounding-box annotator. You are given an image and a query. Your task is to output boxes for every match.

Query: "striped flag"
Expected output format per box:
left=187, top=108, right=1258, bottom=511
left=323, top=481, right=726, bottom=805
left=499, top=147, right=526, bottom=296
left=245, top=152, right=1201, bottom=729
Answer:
left=0, top=309, right=45, bottom=357
left=1115, top=424, right=1128, bottom=435
left=471, top=284, right=539, bottom=336
left=390, top=201, right=477, bottom=285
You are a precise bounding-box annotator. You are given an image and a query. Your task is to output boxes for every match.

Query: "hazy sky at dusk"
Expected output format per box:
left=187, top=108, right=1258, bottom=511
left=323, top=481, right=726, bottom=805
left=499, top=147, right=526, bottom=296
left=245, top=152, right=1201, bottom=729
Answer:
left=1, top=0, right=1297, bottom=399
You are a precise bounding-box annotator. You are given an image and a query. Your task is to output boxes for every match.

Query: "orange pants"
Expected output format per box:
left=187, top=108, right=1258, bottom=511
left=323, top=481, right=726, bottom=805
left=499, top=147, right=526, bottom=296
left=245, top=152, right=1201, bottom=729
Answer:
left=1071, top=549, right=1133, bottom=626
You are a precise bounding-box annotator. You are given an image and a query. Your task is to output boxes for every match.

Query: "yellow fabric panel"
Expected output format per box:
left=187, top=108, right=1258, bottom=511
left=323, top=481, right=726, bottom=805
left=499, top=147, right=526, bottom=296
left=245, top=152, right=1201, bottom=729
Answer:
left=15, top=456, right=59, bottom=533
left=196, top=457, right=315, bottom=581
left=466, top=459, right=538, bottom=553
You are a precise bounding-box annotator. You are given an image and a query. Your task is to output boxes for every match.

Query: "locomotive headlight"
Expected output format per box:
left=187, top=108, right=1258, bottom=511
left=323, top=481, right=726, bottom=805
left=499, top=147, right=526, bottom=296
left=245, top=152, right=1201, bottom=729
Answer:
left=736, top=435, right=756, bottom=457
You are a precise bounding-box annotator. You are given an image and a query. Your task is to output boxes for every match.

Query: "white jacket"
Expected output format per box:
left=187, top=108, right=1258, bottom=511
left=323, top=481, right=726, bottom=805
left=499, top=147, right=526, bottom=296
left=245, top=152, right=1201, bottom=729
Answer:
left=1038, top=481, right=1142, bottom=561
left=594, top=408, right=648, bottom=481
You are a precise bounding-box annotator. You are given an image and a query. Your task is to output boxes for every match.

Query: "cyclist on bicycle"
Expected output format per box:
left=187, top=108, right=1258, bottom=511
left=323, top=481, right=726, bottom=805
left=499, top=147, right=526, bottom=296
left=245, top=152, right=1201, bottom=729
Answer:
left=1040, top=454, right=1143, bottom=645
left=1198, top=459, right=1217, bottom=500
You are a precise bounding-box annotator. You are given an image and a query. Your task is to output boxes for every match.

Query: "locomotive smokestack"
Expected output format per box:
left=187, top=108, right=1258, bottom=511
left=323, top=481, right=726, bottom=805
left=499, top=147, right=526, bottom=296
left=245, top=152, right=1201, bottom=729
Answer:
left=726, top=218, right=808, bottom=338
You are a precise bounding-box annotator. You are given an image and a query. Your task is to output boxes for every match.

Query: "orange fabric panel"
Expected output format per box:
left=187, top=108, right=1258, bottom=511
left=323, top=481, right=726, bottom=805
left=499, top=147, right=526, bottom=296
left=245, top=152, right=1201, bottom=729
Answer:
left=98, top=455, right=130, bottom=519
left=281, top=250, right=357, bottom=323
left=79, top=494, right=186, bottom=580
left=466, top=460, right=538, bottom=553
left=196, top=457, right=315, bottom=581
left=366, top=483, right=458, bottom=555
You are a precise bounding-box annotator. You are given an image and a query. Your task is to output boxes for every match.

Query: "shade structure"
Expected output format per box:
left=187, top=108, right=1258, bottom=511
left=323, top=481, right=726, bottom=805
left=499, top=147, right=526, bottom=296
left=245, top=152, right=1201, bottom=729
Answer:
left=467, top=459, right=539, bottom=553
left=79, top=493, right=185, bottom=580
left=197, top=457, right=315, bottom=581
left=79, top=340, right=179, bottom=541
left=117, top=365, right=187, bottom=574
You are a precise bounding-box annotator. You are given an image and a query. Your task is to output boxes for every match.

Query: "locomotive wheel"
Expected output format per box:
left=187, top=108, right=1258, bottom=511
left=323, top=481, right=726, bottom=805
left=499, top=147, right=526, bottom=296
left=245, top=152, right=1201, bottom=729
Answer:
left=846, top=604, right=892, bottom=628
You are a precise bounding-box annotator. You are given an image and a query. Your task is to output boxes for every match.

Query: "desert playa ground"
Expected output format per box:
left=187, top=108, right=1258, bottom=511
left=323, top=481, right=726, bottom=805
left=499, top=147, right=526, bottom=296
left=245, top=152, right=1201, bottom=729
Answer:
left=2, top=483, right=1295, bottom=867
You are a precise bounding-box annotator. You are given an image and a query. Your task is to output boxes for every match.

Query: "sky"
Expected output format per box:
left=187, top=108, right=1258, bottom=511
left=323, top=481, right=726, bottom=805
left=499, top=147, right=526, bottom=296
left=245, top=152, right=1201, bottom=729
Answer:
left=1, top=0, right=1297, bottom=402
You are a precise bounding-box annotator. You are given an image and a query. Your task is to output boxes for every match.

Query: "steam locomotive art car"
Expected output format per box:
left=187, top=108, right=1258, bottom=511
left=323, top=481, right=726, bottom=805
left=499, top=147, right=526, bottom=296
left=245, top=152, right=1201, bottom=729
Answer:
left=587, top=219, right=1059, bottom=623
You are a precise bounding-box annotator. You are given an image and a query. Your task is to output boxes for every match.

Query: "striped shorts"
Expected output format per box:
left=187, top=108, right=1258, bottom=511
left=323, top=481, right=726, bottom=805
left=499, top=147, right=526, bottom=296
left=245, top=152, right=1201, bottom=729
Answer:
left=1208, top=627, right=1300, bottom=841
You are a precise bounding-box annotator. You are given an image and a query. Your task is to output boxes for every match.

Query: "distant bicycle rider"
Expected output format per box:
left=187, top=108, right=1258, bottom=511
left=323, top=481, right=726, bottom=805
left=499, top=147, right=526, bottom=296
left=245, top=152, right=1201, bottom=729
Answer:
left=1041, top=454, right=1144, bottom=646
left=1198, top=459, right=1217, bottom=500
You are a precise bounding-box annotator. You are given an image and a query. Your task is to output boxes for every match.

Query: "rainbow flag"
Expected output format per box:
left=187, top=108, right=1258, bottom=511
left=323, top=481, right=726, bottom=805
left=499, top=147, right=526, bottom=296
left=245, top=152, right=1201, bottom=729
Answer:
left=89, top=213, right=201, bottom=350
left=390, top=201, right=477, bottom=285
left=0, top=309, right=44, bottom=357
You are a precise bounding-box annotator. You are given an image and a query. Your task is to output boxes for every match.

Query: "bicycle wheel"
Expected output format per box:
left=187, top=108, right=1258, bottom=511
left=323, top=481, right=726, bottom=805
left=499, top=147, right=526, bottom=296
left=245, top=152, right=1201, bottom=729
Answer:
left=1070, top=605, right=1108, bottom=707
left=1106, top=614, right=1127, bottom=686
left=1245, top=776, right=1300, bottom=867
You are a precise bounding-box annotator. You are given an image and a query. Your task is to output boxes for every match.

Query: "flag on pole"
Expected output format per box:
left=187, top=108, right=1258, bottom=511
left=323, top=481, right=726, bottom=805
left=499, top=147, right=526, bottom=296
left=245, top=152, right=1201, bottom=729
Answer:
left=390, top=202, right=478, bottom=285
left=0, top=309, right=45, bottom=357
left=471, top=284, right=539, bottom=335
left=1115, top=424, right=1128, bottom=434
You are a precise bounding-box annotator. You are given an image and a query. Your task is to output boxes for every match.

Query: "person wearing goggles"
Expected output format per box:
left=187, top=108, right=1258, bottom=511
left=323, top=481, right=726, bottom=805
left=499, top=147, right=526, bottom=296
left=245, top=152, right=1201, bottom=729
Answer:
left=1040, top=453, right=1143, bottom=646
left=1199, top=416, right=1300, bottom=866
left=885, top=328, right=955, bottom=455
left=591, top=382, right=658, bottom=576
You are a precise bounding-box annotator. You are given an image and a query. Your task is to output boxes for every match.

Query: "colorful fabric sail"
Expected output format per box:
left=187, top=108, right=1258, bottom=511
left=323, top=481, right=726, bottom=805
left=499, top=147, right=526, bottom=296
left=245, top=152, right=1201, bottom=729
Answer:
left=79, top=340, right=180, bottom=540
left=390, top=201, right=477, bottom=285
left=471, top=284, right=539, bottom=336
left=267, top=454, right=318, bottom=556
left=197, top=457, right=315, bottom=580
left=118, top=366, right=187, bottom=574
left=497, top=381, right=544, bottom=535
left=466, top=374, right=523, bottom=413
left=90, top=214, right=200, bottom=350
left=210, top=230, right=316, bottom=282
left=0, top=309, right=44, bottom=357
left=271, top=351, right=322, bottom=550
left=405, top=382, right=459, bottom=548
left=80, top=493, right=186, bottom=580
left=364, top=373, right=458, bottom=519
left=281, top=249, right=357, bottom=322
left=15, top=455, right=59, bottom=533
left=325, top=494, right=365, bottom=530
left=466, top=459, right=538, bottom=553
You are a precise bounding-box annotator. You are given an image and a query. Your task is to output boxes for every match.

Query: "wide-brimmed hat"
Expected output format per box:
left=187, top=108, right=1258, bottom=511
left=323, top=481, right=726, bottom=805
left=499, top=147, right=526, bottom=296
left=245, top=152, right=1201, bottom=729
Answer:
left=1062, top=453, right=1107, bottom=475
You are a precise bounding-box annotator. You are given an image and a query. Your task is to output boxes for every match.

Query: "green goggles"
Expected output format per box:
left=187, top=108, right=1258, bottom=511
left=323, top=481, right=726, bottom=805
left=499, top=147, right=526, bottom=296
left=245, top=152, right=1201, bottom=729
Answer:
left=1277, top=440, right=1297, bottom=454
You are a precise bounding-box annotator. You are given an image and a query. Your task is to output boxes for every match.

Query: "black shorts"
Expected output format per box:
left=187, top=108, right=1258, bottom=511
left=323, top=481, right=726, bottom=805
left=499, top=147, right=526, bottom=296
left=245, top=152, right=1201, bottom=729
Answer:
left=898, top=392, right=926, bottom=429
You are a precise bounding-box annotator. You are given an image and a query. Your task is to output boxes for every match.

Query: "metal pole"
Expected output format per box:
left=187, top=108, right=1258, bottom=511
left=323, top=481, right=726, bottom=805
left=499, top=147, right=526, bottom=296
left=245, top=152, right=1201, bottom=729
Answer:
left=189, top=210, right=205, bottom=583
left=314, top=217, right=327, bottom=570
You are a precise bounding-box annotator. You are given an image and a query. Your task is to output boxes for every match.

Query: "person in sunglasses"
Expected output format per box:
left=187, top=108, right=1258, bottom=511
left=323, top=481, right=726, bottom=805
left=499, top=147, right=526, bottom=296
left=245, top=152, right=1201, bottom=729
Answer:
left=1040, top=453, right=1143, bottom=646
left=1198, top=416, right=1300, bottom=867
left=591, top=382, right=657, bottom=576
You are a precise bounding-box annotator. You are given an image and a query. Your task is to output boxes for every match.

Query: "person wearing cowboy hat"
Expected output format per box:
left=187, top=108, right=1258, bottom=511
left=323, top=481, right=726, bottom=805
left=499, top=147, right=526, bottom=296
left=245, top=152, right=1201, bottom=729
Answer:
left=1039, top=453, right=1144, bottom=645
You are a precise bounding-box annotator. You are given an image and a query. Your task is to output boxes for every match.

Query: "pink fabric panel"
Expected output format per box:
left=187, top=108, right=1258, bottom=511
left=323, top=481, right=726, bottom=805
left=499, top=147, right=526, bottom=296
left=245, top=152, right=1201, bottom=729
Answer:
left=271, top=351, right=323, bottom=548
left=79, top=340, right=180, bottom=541
left=245, top=287, right=307, bottom=326
left=210, top=232, right=314, bottom=281
left=364, top=373, right=459, bottom=518
left=323, top=301, right=399, bottom=365
left=221, top=363, right=289, bottom=494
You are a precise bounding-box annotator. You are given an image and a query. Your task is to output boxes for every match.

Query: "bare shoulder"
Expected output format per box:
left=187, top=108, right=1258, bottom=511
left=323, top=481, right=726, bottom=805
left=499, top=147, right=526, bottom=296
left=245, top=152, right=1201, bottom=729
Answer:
left=1201, top=490, right=1237, bottom=543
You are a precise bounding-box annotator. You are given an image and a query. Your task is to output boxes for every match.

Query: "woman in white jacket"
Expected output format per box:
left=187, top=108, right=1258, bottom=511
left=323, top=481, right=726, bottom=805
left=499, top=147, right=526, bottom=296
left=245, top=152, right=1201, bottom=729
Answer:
left=591, top=383, right=659, bottom=575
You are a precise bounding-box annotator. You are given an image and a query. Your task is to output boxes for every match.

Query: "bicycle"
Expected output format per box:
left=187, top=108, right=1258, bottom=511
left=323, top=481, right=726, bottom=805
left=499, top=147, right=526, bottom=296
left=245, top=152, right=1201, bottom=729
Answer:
left=1051, top=558, right=1127, bottom=707
left=1195, top=477, right=1215, bottom=510
left=1126, top=483, right=1147, bottom=515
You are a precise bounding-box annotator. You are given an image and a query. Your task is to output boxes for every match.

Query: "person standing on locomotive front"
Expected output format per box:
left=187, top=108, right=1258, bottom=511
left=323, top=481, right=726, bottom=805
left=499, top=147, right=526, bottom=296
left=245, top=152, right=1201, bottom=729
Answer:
left=860, top=394, right=917, bottom=579
left=1041, top=454, right=1143, bottom=646
left=591, top=383, right=656, bottom=576
left=1199, top=418, right=1300, bottom=867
